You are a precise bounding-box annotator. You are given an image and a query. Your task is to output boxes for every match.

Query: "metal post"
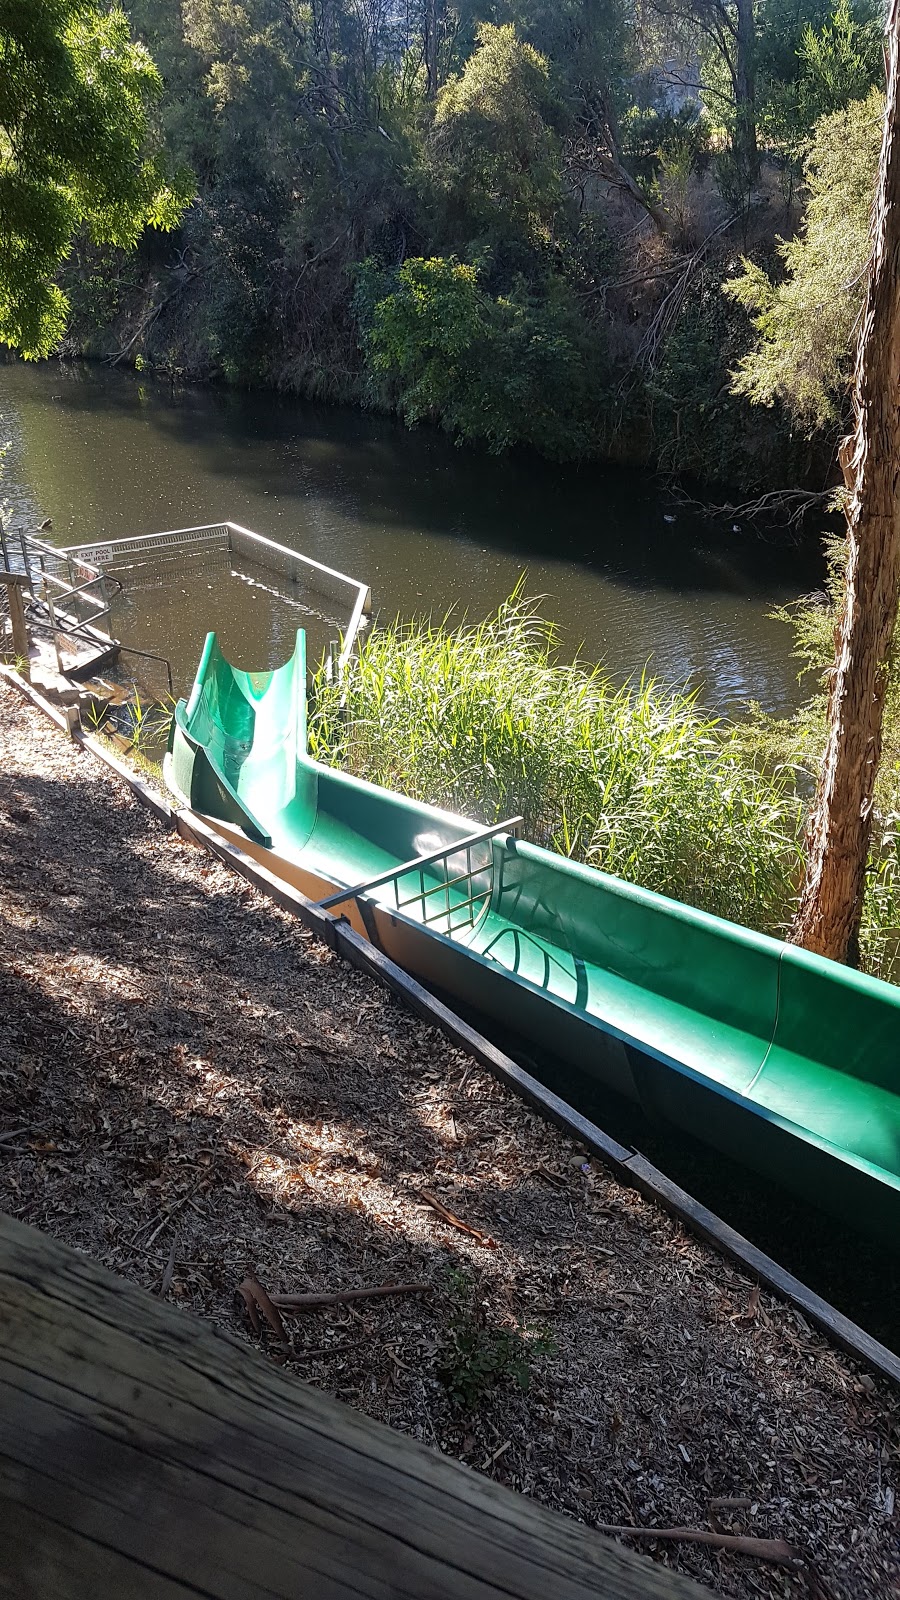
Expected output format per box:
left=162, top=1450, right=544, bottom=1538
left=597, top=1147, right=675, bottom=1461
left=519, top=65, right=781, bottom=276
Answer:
left=19, top=531, right=31, bottom=596
left=42, top=578, right=63, bottom=675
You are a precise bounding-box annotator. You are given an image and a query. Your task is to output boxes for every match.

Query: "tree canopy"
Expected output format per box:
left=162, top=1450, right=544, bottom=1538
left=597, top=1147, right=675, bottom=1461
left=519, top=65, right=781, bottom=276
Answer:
left=725, top=87, right=883, bottom=429
left=10, top=0, right=886, bottom=487
left=0, top=0, right=189, bottom=356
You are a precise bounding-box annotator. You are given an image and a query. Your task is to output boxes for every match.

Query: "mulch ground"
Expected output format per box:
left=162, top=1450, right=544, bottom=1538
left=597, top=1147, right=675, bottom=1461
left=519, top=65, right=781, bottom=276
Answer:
left=0, top=679, right=897, bottom=1600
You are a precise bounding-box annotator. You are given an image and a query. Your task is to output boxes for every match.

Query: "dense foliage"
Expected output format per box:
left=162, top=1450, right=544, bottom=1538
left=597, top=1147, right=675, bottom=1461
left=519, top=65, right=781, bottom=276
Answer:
left=309, top=590, right=804, bottom=933
left=0, top=0, right=189, bottom=356
left=725, top=88, right=883, bottom=427
left=11, top=0, right=889, bottom=486
left=309, top=584, right=900, bottom=978
left=741, top=536, right=900, bottom=979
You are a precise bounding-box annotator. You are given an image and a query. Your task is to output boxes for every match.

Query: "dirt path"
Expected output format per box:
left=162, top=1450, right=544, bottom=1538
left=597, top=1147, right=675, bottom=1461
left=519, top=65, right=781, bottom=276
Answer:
left=0, top=681, right=896, bottom=1600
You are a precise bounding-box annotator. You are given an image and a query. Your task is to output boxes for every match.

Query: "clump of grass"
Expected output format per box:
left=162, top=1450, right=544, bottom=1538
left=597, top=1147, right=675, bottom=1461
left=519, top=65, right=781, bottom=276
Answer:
left=310, top=588, right=803, bottom=935
left=85, top=688, right=176, bottom=780
left=437, top=1269, right=553, bottom=1412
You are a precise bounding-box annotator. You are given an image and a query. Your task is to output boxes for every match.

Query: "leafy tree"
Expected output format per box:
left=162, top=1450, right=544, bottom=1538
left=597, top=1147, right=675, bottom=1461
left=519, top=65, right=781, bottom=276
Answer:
left=791, top=3, right=900, bottom=965
left=359, top=254, right=605, bottom=456
left=724, top=87, right=883, bottom=428
left=0, top=0, right=188, bottom=356
left=35, top=0, right=890, bottom=480
left=798, top=0, right=884, bottom=118
left=643, top=0, right=761, bottom=193
left=758, top=0, right=883, bottom=153
left=426, top=23, right=570, bottom=261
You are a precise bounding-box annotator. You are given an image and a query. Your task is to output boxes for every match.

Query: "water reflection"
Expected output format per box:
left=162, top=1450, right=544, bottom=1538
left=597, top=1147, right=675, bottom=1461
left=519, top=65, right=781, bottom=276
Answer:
left=0, top=361, right=822, bottom=707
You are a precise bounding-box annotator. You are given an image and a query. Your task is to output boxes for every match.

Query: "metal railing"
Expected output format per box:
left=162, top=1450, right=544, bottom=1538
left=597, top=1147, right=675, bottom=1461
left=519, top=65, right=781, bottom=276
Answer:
left=64, top=521, right=372, bottom=677
left=0, top=528, right=119, bottom=643
left=116, top=644, right=174, bottom=697
left=0, top=523, right=175, bottom=692
left=318, top=818, right=522, bottom=938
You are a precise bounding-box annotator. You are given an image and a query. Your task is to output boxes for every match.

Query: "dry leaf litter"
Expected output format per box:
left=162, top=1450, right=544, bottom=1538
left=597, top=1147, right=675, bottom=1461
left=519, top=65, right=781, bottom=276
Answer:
left=0, top=682, right=897, bottom=1600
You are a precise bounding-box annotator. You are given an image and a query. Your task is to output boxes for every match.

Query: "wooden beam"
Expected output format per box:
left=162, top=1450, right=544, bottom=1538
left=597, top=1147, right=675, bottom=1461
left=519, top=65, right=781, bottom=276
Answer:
left=0, top=567, right=29, bottom=669
left=0, top=1211, right=712, bottom=1599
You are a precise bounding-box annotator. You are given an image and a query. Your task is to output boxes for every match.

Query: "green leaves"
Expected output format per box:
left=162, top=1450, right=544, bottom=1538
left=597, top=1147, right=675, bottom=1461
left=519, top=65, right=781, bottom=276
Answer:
left=359, top=254, right=605, bottom=457
left=437, top=1269, right=553, bottom=1412
left=798, top=0, right=884, bottom=125
left=724, top=87, right=883, bottom=428
left=428, top=22, right=567, bottom=253
left=0, top=0, right=191, bottom=356
left=310, top=588, right=804, bottom=935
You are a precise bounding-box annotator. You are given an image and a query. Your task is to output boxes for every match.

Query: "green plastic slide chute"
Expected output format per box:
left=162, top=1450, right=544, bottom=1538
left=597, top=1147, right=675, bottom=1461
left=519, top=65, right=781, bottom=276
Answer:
left=168, top=629, right=900, bottom=1241
left=167, top=629, right=481, bottom=887
left=168, top=630, right=308, bottom=847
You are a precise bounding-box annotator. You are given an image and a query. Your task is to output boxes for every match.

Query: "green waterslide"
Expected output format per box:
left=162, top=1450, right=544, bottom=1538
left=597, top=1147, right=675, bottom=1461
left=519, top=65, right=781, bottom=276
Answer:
left=168, top=630, right=900, bottom=1241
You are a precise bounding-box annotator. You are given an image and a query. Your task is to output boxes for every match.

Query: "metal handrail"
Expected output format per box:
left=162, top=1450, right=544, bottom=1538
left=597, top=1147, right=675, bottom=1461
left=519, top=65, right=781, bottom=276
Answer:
left=35, top=570, right=109, bottom=609
left=116, top=644, right=174, bottom=696
left=0, top=518, right=171, bottom=693
left=317, top=817, right=522, bottom=913
left=3, top=527, right=115, bottom=638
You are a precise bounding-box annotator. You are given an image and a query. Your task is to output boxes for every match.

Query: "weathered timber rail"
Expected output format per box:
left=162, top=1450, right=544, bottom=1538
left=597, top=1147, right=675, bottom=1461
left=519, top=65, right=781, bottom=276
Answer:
left=2, top=663, right=898, bottom=1391
left=0, top=1210, right=713, bottom=1599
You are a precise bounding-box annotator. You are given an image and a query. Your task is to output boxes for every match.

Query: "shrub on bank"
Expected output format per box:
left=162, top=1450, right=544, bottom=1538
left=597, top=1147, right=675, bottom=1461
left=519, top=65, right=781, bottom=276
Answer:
left=309, top=589, right=804, bottom=937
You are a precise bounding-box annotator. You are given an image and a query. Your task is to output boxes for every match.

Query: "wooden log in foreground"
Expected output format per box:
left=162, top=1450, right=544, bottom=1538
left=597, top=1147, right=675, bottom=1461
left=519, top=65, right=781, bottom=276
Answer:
left=0, top=1212, right=712, bottom=1599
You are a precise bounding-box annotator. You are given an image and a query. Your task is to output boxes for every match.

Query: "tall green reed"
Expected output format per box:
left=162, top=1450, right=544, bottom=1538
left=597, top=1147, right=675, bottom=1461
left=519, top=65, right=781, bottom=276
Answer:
left=310, top=589, right=804, bottom=935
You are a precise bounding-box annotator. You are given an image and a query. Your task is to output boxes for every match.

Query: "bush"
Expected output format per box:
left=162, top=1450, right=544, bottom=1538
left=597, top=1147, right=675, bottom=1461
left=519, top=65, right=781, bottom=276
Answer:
left=437, top=1270, right=553, bottom=1411
left=357, top=255, right=607, bottom=459
left=724, top=89, right=883, bottom=429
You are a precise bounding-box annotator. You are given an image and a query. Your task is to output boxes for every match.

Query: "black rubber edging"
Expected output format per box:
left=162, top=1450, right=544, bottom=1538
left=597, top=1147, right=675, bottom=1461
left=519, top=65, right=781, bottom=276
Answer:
left=4, top=664, right=898, bottom=1388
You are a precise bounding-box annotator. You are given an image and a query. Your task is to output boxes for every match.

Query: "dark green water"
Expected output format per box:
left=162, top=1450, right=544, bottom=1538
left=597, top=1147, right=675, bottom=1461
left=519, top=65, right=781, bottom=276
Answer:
left=0, top=361, right=821, bottom=707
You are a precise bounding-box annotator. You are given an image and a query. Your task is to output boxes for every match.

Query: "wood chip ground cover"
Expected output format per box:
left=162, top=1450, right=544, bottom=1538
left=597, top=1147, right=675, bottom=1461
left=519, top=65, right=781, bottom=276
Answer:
left=0, top=684, right=897, bottom=1600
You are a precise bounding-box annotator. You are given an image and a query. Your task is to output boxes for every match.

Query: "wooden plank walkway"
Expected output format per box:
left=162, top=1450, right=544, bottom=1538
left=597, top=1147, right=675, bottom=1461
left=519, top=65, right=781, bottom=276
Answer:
left=0, top=1213, right=713, bottom=1599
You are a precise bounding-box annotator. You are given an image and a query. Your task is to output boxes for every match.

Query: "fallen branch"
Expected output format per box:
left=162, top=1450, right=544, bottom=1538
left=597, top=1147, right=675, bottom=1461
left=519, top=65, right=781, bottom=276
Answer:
left=668, top=482, right=831, bottom=535
left=237, top=1271, right=290, bottom=1351
left=289, top=1340, right=356, bottom=1361
left=107, top=272, right=196, bottom=366
left=593, top=1524, right=805, bottom=1569
left=140, top=1191, right=193, bottom=1250
left=157, top=1232, right=179, bottom=1299
left=624, top=200, right=766, bottom=377
left=418, top=1189, right=497, bottom=1248
left=269, top=1282, right=427, bottom=1311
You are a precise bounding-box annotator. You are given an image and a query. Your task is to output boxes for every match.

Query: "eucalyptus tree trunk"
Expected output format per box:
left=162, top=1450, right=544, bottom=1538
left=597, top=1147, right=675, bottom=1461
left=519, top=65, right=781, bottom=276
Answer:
left=791, top=0, right=900, bottom=965
left=733, top=0, right=758, bottom=184
left=425, top=0, right=438, bottom=98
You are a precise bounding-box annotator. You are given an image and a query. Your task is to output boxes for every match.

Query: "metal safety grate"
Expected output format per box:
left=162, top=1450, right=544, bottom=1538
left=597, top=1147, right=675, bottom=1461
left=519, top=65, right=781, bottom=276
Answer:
left=318, top=818, right=522, bottom=938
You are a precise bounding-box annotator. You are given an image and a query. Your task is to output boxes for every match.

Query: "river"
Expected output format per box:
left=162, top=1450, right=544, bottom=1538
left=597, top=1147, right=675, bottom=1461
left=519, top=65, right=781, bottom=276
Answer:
left=0, top=361, right=821, bottom=709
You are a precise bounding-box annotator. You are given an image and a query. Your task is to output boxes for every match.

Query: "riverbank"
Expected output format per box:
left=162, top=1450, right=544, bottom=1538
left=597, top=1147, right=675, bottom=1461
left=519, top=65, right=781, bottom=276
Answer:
left=1, top=683, right=897, bottom=1599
